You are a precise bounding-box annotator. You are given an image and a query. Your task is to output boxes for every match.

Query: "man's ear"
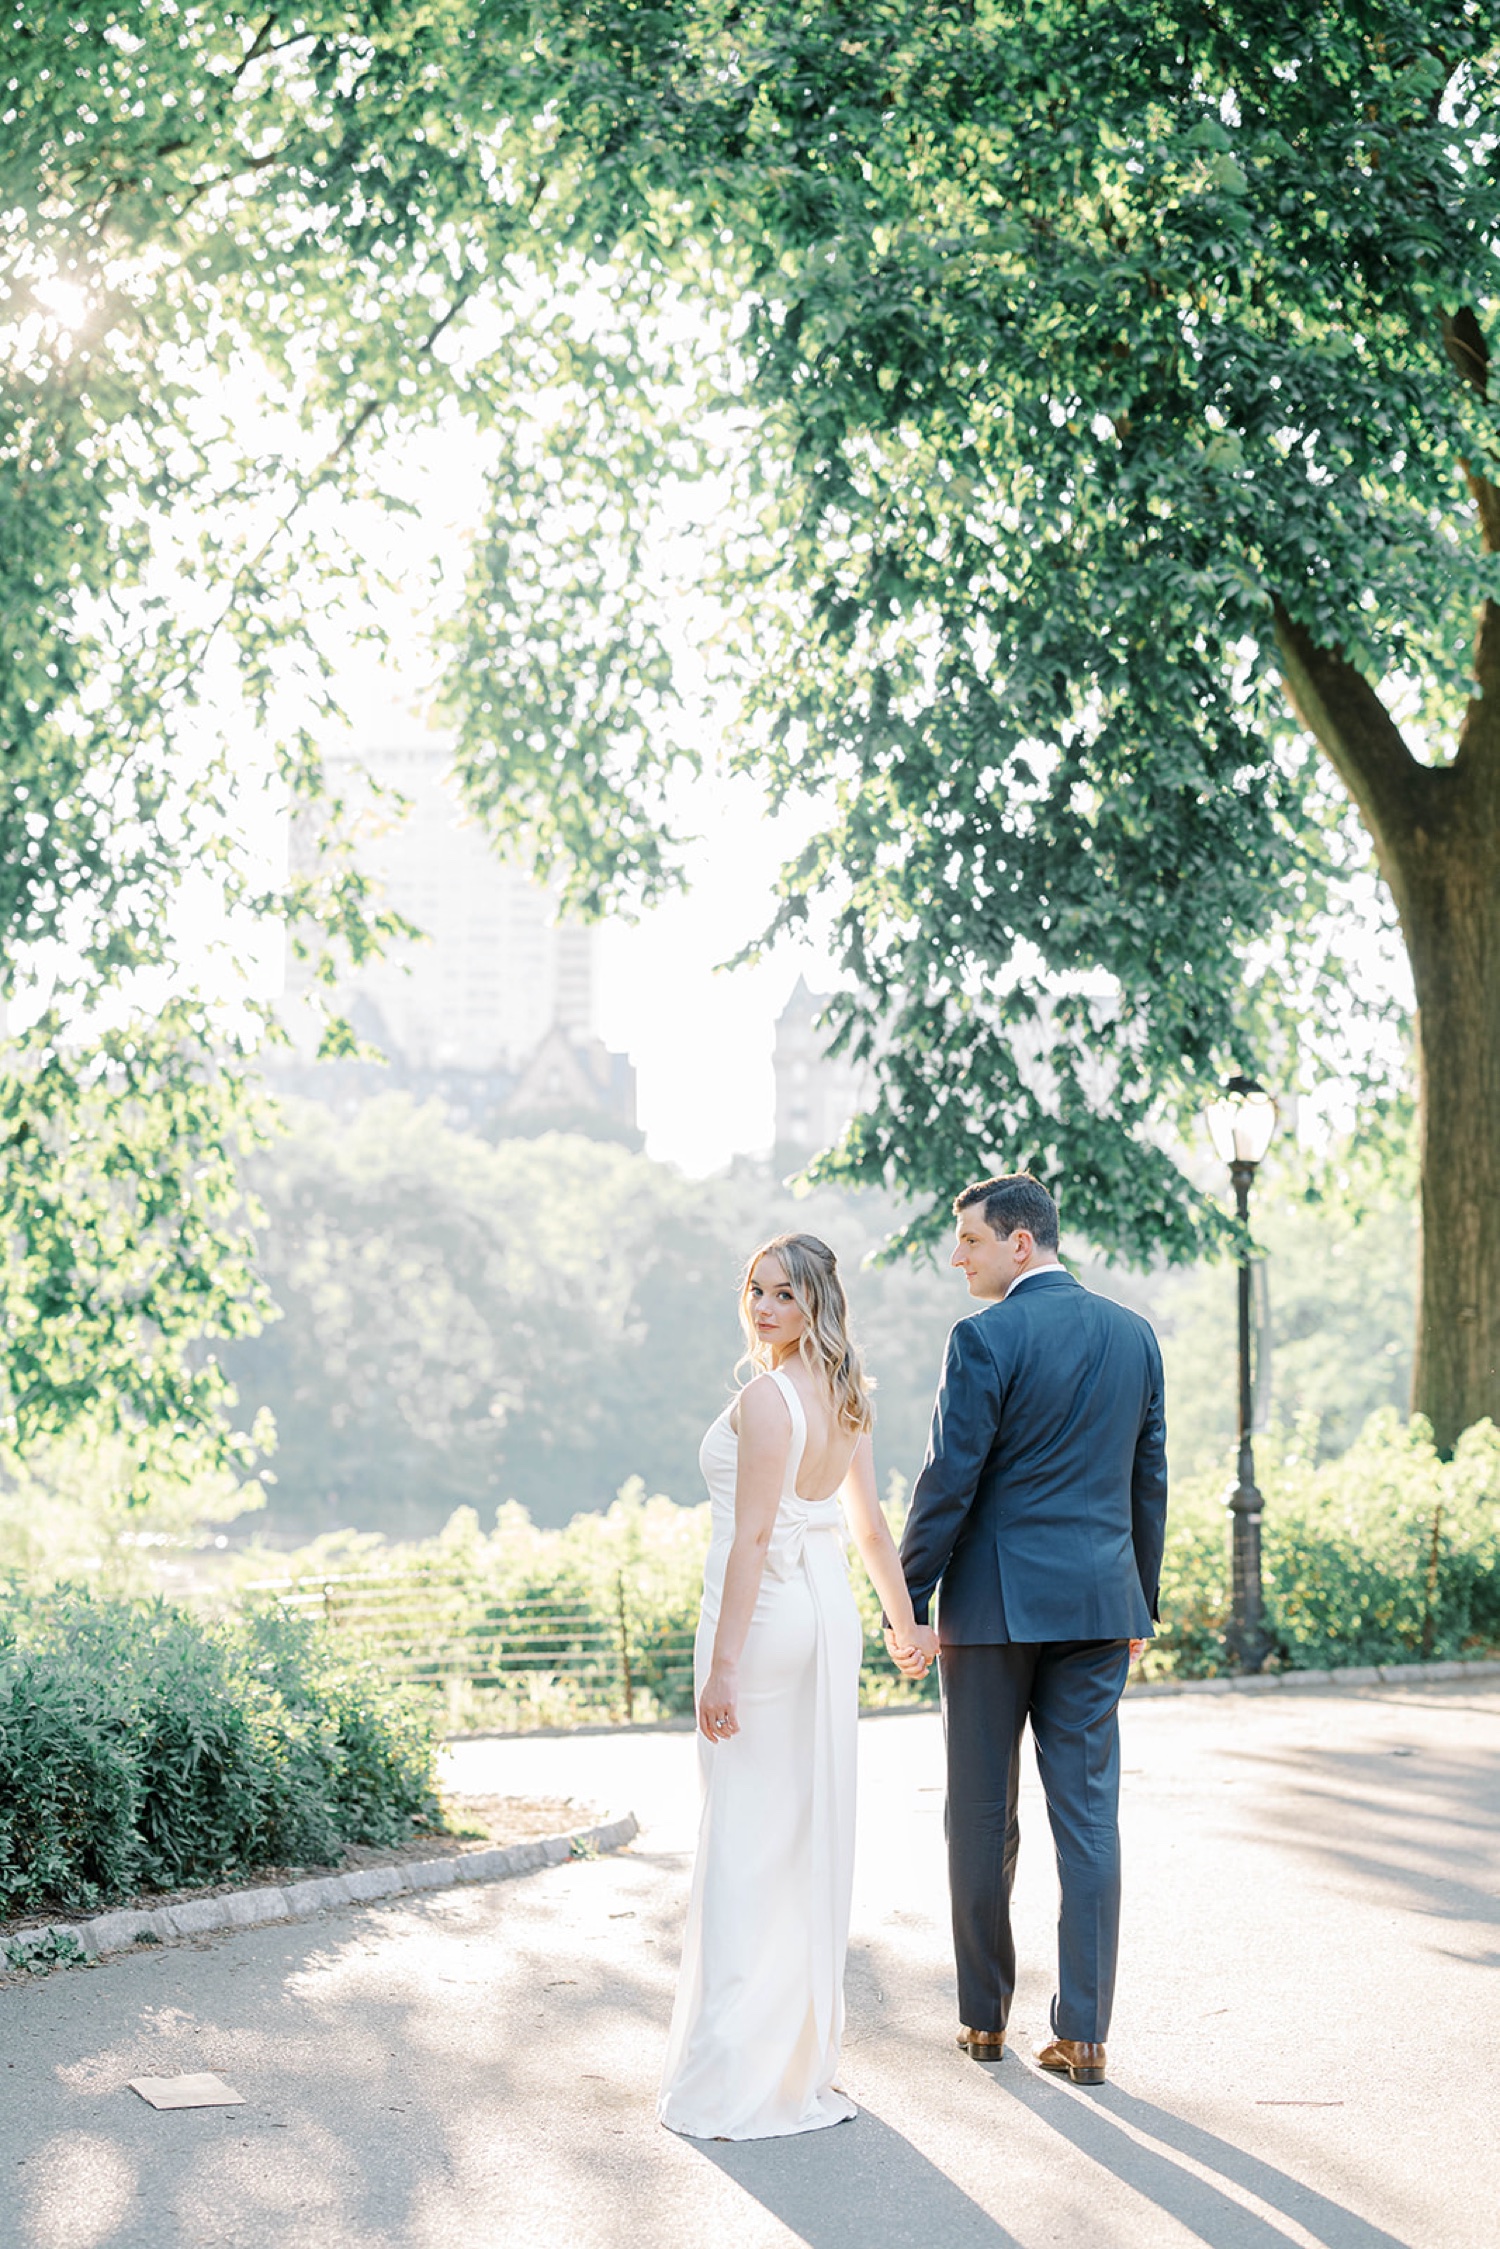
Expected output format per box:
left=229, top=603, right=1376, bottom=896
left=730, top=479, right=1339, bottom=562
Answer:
left=1009, top=1227, right=1034, bottom=1262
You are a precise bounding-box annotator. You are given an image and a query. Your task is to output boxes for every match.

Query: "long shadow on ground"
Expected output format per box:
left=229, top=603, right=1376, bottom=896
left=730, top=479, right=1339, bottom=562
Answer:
left=990, top=2064, right=1415, bottom=2249
left=699, top=2105, right=1023, bottom=2249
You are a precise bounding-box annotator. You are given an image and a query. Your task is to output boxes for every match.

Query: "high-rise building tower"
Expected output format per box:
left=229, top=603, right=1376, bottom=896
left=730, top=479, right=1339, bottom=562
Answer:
left=287, top=736, right=592, bottom=1070
left=772, top=977, right=876, bottom=1162
left=281, top=729, right=635, bottom=1134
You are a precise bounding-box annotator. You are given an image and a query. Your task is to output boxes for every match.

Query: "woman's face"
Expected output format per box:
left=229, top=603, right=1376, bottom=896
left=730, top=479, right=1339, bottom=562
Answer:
left=747, top=1253, right=805, bottom=1357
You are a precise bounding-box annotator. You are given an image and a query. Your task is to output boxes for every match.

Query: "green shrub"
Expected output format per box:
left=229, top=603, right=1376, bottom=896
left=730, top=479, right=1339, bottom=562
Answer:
left=238, top=1609, right=438, bottom=1847
left=240, top=1476, right=944, bottom=1721
left=0, top=1589, right=439, bottom=1919
left=1148, top=1513, right=1232, bottom=1678
left=1149, top=1412, right=1500, bottom=1677
left=227, top=1415, right=1500, bottom=1715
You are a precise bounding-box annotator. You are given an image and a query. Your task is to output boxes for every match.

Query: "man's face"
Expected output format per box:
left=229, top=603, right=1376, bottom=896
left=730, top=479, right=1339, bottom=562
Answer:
left=950, top=1207, right=1030, bottom=1300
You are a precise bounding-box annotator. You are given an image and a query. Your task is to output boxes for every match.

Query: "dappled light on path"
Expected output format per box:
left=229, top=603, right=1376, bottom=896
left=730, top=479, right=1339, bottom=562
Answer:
left=2, top=1684, right=1495, bottom=2248
left=20, top=2134, right=136, bottom=2249
left=1220, top=1728, right=1500, bottom=1941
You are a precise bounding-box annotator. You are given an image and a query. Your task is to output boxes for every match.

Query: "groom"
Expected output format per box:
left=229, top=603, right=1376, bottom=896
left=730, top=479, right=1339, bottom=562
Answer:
left=887, top=1173, right=1167, bottom=2086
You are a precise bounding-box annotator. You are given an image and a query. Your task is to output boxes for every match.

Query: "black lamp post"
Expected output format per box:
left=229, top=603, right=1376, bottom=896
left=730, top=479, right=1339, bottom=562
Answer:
left=1206, top=1074, right=1279, bottom=1672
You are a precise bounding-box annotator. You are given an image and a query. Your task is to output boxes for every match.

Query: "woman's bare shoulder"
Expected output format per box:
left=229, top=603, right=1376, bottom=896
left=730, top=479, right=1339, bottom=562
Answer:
left=733, top=1371, right=793, bottom=1437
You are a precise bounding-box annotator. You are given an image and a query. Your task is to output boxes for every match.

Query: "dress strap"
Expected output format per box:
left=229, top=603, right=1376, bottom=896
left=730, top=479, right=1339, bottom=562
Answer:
left=768, top=1368, right=809, bottom=1495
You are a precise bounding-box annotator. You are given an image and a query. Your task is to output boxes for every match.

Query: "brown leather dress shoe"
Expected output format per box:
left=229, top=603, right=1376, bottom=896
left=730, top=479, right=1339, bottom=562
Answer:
left=957, top=2026, right=1006, bottom=2059
left=1036, top=2037, right=1106, bottom=2085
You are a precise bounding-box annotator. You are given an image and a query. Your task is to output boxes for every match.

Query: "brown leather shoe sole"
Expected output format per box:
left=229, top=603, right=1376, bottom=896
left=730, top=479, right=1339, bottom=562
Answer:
left=956, top=2027, right=1006, bottom=2059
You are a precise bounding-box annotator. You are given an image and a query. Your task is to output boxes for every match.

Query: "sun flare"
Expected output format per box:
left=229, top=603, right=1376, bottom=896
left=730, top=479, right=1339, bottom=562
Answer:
left=35, top=276, right=90, bottom=332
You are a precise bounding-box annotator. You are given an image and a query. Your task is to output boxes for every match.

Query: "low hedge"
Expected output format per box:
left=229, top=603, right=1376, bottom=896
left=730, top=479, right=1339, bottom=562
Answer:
left=1150, top=1410, right=1500, bottom=1677
left=0, top=1591, right=440, bottom=1920
left=215, top=1413, right=1500, bottom=1728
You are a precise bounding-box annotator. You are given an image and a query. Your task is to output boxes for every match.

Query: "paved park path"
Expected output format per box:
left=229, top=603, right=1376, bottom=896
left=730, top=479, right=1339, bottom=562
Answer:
left=4, top=1678, right=1498, bottom=2249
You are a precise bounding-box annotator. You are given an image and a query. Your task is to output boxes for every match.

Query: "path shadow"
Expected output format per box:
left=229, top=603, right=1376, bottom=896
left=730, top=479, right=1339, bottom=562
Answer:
left=994, top=2065, right=1415, bottom=2249
left=697, top=2105, right=1022, bottom=2249
left=1221, top=1738, right=1500, bottom=1934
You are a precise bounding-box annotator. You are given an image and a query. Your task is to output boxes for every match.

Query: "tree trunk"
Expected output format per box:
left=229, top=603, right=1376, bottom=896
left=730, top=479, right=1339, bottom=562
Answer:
left=1273, top=603, right=1500, bottom=1451
left=1405, top=835, right=1500, bottom=1452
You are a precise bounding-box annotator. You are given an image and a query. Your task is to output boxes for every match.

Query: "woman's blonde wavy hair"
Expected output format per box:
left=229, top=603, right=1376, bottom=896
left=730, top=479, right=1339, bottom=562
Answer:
left=737, top=1232, right=874, bottom=1434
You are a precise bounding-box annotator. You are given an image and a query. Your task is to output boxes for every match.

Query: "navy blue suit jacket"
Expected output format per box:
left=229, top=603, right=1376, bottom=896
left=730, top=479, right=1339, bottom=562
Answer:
left=900, top=1269, right=1167, bottom=1644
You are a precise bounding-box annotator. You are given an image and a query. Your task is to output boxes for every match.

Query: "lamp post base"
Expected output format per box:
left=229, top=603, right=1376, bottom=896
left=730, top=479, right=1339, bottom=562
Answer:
left=1226, top=1473, right=1272, bottom=1673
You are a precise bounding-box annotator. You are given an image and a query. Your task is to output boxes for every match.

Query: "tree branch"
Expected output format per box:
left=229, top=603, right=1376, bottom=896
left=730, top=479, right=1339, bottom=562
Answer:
left=225, top=13, right=280, bottom=97
left=326, top=286, right=476, bottom=468
left=1271, top=602, right=1439, bottom=907
left=183, top=278, right=483, bottom=691
left=1440, top=308, right=1500, bottom=789
left=173, top=140, right=296, bottom=221
left=1453, top=575, right=1500, bottom=791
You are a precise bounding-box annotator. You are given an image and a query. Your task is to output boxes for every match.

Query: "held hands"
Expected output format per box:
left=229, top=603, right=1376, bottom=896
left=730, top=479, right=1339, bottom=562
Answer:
left=699, top=1664, right=739, bottom=1744
left=884, top=1623, right=938, bottom=1679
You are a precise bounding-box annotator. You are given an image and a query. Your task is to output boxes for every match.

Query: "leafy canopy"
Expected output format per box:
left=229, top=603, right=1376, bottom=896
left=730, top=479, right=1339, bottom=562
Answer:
left=7, top=0, right=1498, bottom=1485
left=1, top=3, right=545, bottom=1470
left=442, top=0, right=1500, bottom=1256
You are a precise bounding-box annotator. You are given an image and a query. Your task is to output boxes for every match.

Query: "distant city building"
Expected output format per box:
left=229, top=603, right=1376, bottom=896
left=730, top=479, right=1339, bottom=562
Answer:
left=507, top=1020, right=638, bottom=1130
left=278, top=731, right=636, bottom=1138
left=772, top=977, right=877, bottom=1163
left=286, top=735, right=591, bottom=1071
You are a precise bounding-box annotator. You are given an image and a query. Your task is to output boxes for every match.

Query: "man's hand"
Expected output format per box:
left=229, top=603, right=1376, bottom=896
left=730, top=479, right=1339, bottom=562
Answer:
left=1128, top=1638, right=1148, bottom=1662
left=885, top=1623, right=939, bottom=1678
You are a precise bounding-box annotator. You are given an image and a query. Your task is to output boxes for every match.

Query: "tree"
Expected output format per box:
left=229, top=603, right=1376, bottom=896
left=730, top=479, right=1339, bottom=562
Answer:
left=3, top=1, right=719, bottom=1476
left=225, top=1100, right=966, bottom=1536
left=12, top=5, right=1500, bottom=1463
left=1117, top=1161, right=1418, bottom=1471
left=434, top=2, right=1500, bottom=1448
left=227, top=1102, right=741, bottom=1534
left=1, top=4, right=533, bottom=1470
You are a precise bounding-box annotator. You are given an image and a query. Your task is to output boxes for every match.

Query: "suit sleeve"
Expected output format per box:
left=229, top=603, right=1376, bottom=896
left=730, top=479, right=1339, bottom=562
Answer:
left=1131, top=1333, right=1169, bottom=1622
left=899, top=1319, right=1003, bottom=1627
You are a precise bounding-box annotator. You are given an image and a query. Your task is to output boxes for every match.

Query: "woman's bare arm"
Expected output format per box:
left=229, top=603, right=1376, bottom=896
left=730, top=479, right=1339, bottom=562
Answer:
left=840, top=1434, right=921, bottom=1651
left=698, top=1375, right=789, bottom=1742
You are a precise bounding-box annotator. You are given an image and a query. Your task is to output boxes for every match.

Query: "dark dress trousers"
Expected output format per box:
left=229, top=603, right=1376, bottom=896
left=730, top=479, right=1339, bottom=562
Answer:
left=900, top=1268, right=1167, bottom=2042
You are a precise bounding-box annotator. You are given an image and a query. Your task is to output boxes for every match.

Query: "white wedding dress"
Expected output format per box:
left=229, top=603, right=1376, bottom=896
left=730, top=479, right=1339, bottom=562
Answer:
left=657, top=1367, right=862, bottom=2140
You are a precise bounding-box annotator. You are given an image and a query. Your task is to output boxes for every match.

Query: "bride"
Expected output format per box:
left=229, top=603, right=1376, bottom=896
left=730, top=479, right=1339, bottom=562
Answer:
left=658, top=1231, right=926, bottom=2141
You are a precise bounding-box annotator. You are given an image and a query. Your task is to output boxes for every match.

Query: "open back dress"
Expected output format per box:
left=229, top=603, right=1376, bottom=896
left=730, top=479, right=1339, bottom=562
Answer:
left=657, top=1367, right=862, bottom=2140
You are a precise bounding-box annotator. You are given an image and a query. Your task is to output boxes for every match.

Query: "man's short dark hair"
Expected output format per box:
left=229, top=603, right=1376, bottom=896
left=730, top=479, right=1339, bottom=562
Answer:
left=953, top=1173, right=1060, bottom=1250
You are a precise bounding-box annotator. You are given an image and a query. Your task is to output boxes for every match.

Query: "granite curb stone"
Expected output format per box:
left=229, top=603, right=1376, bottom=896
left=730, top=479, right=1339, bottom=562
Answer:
left=7, top=1813, right=638, bottom=1972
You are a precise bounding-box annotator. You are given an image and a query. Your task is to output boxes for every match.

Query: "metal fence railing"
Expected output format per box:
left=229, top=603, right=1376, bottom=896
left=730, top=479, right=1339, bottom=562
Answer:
left=239, top=1566, right=699, bottom=1728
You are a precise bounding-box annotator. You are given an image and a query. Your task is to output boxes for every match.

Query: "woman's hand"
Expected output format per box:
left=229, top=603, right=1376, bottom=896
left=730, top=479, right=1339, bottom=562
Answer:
left=699, top=1664, right=740, bottom=1743
left=884, top=1622, right=938, bottom=1677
